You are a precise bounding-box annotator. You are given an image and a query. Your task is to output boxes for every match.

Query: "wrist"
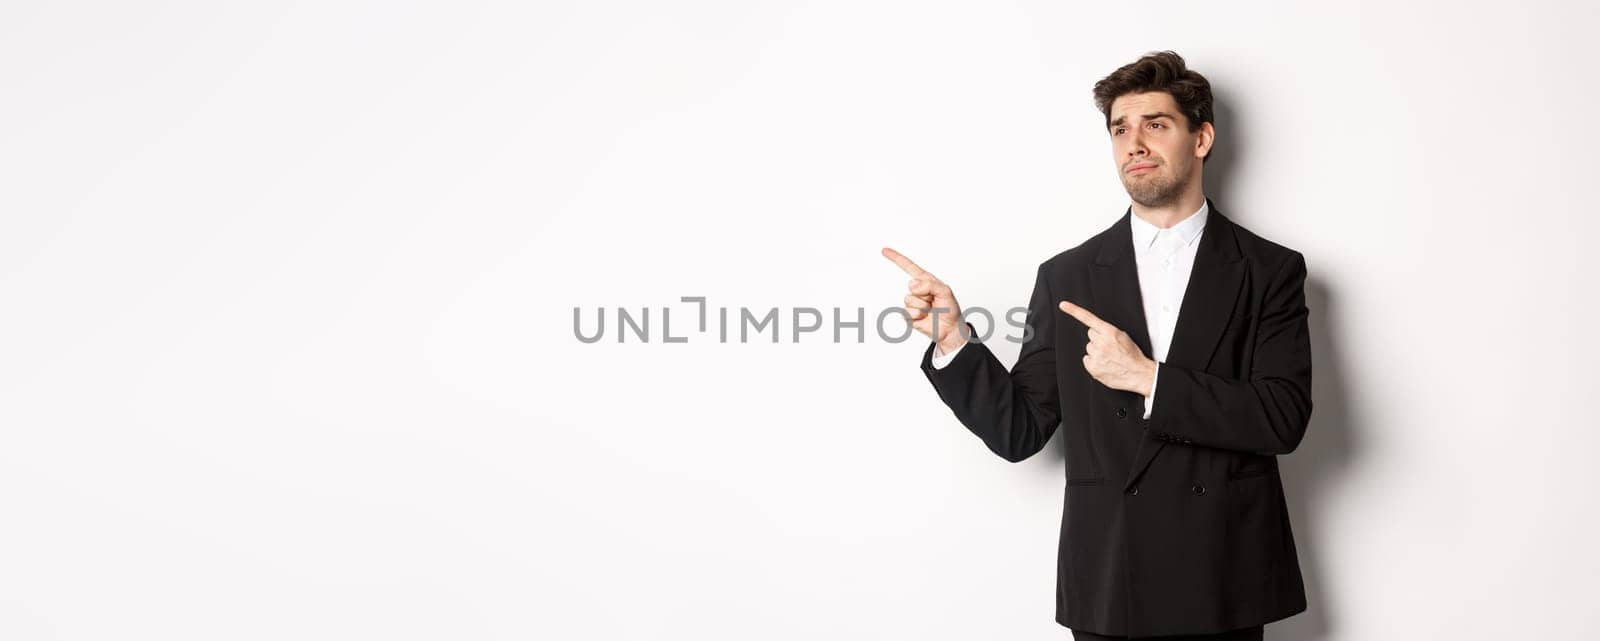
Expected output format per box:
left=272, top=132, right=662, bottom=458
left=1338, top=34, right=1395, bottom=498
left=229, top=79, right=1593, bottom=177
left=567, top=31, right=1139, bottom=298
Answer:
left=937, top=336, right=967, bottom=356
left=937, top=325, right=970, bottom=355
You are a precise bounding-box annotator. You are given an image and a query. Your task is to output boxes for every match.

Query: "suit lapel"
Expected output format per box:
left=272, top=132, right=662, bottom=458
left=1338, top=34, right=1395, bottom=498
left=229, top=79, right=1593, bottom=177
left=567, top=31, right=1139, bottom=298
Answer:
left=1088, top=208, right=1153, bottom=359
left=1108, top=199, right=1247, bottom=491
left=1164, top=205, right=1246, bottom=374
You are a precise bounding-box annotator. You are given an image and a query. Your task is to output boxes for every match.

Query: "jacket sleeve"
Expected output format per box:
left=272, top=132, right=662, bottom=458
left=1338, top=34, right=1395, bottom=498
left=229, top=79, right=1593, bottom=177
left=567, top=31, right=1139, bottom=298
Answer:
left=1142, top=252, right=1313, bottom=455
left=919, top=263, right=1062, bottom=462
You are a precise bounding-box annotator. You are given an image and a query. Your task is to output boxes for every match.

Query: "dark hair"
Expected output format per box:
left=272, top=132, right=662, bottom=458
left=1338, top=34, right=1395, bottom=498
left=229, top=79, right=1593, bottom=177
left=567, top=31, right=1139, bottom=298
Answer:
left=1092, top=51, right=1214, bottom=162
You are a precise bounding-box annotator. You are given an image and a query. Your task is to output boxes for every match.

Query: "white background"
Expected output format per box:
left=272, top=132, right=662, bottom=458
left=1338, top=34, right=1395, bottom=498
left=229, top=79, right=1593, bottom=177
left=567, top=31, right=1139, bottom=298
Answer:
left=2, top=1, right=1597, bottom=639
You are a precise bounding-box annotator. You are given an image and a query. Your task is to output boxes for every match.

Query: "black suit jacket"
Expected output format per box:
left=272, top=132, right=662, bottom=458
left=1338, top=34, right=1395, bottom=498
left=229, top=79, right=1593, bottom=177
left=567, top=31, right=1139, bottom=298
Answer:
left=920, top=199, right=1311, bottom=636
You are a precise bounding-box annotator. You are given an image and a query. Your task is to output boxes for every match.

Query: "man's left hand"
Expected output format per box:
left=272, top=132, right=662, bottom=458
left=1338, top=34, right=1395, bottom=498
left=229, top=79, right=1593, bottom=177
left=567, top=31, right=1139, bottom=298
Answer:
left=1058, top=300, right=1157, bottom=397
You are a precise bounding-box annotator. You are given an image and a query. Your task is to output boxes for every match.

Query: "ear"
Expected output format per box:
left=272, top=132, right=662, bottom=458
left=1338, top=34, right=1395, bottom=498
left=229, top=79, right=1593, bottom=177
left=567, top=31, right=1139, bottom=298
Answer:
left=1194, top=121, right=1215, bottom=160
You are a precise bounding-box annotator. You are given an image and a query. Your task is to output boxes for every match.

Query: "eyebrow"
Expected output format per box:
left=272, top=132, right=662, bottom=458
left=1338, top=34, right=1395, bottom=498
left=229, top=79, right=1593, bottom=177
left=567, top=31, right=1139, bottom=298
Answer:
left=1109, top=112, right=1178, bottom=130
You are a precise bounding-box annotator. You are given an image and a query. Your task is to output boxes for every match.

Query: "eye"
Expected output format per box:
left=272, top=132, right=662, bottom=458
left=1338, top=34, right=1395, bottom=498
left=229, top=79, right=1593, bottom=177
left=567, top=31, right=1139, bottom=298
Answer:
left=1149, top=122, right=1164, bottom=129
left=1113, top=127, right=1125, bottom=135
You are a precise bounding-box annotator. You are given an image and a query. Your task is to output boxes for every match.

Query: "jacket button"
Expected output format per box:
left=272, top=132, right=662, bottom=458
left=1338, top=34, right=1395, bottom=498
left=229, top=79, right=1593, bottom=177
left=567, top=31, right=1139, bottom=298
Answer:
left=1116, top=407, right=1127, bottom=419
left=1126, top=485, right=1139, bottom=496
left=1191, top=482, right=1206, bottom=496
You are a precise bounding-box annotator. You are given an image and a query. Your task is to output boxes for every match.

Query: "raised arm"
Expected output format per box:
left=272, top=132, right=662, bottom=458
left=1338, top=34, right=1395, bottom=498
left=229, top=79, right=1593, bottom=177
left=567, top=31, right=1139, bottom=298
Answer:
left=883, top=248, right=1061, bottom=463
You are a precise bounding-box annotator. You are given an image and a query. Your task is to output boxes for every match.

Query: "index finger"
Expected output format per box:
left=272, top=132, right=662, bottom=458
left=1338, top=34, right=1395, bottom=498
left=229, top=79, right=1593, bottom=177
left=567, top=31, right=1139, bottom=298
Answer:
left=1058, top=300, right=1116, bottom=333
left=880, top=247, right=927, bottom=277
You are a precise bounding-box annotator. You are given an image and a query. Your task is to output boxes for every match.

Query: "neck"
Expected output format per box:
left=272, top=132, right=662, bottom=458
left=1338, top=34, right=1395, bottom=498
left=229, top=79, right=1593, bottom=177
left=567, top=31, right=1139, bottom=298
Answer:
left=1130, top=185, right=1206, bottom=229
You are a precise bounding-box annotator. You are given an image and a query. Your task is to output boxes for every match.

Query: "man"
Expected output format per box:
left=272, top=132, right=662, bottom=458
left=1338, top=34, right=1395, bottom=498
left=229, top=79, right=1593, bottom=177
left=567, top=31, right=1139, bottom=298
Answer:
left=881, top=51, right=1312, bottom=639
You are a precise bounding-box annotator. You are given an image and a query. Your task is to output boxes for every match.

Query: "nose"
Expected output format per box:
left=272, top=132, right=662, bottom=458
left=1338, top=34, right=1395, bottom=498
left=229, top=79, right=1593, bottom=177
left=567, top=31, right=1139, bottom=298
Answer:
left=1127, top=130, right=1149, bottom=158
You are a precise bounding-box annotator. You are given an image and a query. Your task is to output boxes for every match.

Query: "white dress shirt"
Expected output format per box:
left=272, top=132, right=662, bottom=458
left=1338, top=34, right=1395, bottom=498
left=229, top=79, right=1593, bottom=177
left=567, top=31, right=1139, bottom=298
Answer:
left=930, top=199, right=1209, bottom=420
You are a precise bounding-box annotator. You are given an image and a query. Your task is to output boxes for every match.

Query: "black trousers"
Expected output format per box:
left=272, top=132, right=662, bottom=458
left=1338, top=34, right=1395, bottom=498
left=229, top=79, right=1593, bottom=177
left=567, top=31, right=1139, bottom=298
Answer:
left=1071, top=624, right=1264, bottom=641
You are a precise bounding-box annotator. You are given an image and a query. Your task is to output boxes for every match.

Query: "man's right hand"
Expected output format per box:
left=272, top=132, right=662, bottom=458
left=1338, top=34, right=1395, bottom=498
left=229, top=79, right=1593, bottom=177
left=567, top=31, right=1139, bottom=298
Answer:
left=881, top=247, right=967, bottom=355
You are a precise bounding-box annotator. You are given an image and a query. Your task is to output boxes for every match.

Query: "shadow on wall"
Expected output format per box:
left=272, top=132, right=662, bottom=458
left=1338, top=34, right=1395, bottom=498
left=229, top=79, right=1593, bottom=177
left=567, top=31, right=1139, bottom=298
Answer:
left=1272, top=276, right=1360, bottom=641
left=1207, top=89, right=1364, bottom=641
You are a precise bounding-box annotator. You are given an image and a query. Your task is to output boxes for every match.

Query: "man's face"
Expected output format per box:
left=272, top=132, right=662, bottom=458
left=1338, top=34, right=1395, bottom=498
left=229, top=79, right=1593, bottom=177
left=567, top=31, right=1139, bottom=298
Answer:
left=1107, top=91, right=1211, bottom=208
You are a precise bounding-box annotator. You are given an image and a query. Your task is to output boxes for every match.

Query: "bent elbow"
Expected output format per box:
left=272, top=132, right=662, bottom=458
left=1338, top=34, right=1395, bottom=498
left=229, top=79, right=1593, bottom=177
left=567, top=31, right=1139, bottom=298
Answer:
left=986, top=428, right=1049, bottom=463
left=1267, top=411, right=1312, bottom=456
left=991, top=441, right=1044, bottom=463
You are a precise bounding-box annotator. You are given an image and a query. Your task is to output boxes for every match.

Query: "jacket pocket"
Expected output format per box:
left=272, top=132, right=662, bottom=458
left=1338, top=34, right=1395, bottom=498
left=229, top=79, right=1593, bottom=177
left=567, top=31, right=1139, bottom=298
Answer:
left=1066, top=477, right=1106, bottom=486
left=1224, top=470, right=1283, bottom=613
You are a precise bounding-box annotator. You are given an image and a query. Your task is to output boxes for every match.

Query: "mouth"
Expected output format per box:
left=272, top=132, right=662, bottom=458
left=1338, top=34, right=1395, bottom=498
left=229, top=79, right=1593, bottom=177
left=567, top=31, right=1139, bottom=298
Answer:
left=1126, top=163, right=1157, bottom=175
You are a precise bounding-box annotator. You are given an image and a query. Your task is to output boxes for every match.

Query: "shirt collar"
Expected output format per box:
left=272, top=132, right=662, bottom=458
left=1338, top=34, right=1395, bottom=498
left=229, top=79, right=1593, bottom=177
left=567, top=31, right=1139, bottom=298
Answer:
left=1130, top=198, right=1209, bottom=252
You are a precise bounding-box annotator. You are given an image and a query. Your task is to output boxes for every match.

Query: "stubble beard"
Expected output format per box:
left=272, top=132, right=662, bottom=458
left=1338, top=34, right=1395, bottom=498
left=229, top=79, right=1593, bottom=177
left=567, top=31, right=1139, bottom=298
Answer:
left=1123, top=160, right=1193, bottom=209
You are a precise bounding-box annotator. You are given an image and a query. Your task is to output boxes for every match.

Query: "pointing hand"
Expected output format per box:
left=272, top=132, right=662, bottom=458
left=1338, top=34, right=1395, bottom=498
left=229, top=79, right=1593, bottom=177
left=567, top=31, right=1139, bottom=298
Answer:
left=882, top=247, right=967, bottom=355
left=1058, top=300, right=1156, bottom=396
